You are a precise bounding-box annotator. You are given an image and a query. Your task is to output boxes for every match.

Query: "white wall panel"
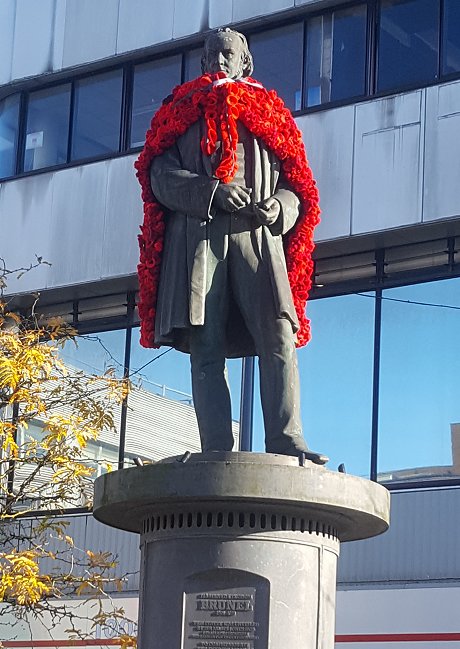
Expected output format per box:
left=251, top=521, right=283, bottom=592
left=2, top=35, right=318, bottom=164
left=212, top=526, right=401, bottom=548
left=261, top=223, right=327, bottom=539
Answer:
left=233, top=0, right=294, bottom=22
left=47, top=163, right=108, bottom=287
left=63, top=0, right=119, bottom=68
left=352, top=91, right=424, bottom=235
left=0, top=174, right=53, bottom=294
left=424, top=81, right=460, bottom=223
left=117, top=0, right=174, bottom=54
left=102, top=154, right=142, bottom=278
left=0, top=0, right=15, bottom=85
left=297, top=107, right=355, bottom=241
left=173, top=0, right=208, bottom=39
left=209, top=0, right=233, bottom=28
left=11, top=0, right=56, bottom=80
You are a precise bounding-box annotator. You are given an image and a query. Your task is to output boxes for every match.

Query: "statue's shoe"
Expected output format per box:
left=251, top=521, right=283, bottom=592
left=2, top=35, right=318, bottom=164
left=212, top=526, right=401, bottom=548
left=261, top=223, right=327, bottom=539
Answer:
left=267, top=442, right=329, bottom=466
left=301, top=449, right=329, bottom=466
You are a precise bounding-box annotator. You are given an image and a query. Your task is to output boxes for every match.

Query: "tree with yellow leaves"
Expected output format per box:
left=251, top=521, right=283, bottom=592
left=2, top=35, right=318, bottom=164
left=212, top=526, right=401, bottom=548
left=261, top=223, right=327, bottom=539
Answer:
left=0, top=259, right=137, bottom=648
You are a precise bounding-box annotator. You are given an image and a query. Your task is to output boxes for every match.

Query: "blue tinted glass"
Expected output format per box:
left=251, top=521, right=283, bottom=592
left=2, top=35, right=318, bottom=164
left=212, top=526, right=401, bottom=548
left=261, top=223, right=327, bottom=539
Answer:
left=306, top=5, right=367, bottom=107
left=71, top=70, right=123, bottom=160
left=377, top=0, right=440, bottom=92
left=58, top=329, right=126, bottom=477
left=252, top=293, right=374, bottom=478
left=0, top=94, right=20, bottom=178
left=125, top=329, right=242, bottom=463
left=378, top=279, right=460, bottom=483
left=251, top=23, right=303, bottom=111
left=184, top=47, right=203, bottom=82
left=131, top=55, right=182, bottom=148
left=443, top=0, right=460, bottom=75
left=24, top=84, right=70, bottom=172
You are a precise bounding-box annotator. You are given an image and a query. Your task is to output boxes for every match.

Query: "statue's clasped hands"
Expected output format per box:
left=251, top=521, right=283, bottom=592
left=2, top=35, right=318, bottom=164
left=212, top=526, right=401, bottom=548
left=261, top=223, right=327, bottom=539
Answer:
left=213, top=183, right=280, bottom=225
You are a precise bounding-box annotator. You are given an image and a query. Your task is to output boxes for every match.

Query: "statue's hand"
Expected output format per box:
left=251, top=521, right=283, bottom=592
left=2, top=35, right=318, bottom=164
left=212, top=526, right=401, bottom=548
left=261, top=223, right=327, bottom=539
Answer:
left=213, top=184, right=252, bottom=212
left=253, top=197, right=280, bottom=226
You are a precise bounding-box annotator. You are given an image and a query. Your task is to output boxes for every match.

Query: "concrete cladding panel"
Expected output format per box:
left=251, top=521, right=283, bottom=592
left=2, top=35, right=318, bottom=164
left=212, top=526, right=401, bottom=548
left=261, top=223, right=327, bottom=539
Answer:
left=1, top=156, right=142, bottom=295
left=173, top=0, right=209, bottom=39
left=0, top=0, right=15, bottom=85
left=63, top=0, right=119, bottom=68
left=232, top=0, right=294, bottom=22
left=117, top=0, right=174, bottom=54
left=424, top=80, right=460, bottom=223
left=48, top=162, right=108, bottom=287
left=0, top=174, right=53, bottom=294
left=297, top=107, right=354, bottom=241
left=102, top=154, right=143, bottom=279
left=352, top=91, right=425, bottom=234
left=209, top=0, right=233, bottom=29
left=11, top=0, right=56, bottom=80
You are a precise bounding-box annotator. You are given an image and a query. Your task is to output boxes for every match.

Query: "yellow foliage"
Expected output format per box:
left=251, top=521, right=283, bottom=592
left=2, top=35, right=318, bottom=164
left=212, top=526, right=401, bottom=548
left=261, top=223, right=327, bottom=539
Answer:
left=0, top=302, right=136, bottom=641
left=0, top=550, right=53, bottom=605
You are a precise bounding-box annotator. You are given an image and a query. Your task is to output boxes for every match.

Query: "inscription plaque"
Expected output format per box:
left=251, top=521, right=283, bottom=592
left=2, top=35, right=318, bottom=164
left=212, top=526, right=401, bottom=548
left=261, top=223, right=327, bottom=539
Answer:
left=183, top=570, right=269, bottom=649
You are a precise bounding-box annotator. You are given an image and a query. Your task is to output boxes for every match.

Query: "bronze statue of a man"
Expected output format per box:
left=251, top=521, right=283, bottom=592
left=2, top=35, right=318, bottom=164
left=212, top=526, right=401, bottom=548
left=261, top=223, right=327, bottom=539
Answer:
left=135, top=28, right=326, bottom=464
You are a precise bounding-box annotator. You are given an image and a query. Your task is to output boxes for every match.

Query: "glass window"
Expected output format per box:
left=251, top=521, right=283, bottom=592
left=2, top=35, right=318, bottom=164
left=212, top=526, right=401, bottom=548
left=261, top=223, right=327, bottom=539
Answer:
left=250, top=23, right=303, bottom=112
left=58, top=329, right=126, bottom=476
left=184, top=47, right=203, bottom=82
left=442, top=0, right=460, bottom=75
left=0, top=94, right=20, bottom=179
left=252, top=294, right=374, bottom=478
left=11, top=330, right=126, bottom=511
left=71, top=69, right=123, bottom=160
left=130, top=55, right=182, bottom=148
left=24, top=85, right=71, bottom=172
left=377, top=0, right=440, bottom=93
left=305, top=5, right=367, bottom=107
left=378, top=279, right=460, bottom=483
left=125, top=330, right=241, bottom=463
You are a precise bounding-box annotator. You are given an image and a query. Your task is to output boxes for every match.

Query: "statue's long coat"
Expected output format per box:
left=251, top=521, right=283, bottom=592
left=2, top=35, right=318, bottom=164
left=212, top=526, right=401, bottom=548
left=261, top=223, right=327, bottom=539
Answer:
left=150, top=121, right=301, bottom=358
left=135, top=74, right=320, bottom=352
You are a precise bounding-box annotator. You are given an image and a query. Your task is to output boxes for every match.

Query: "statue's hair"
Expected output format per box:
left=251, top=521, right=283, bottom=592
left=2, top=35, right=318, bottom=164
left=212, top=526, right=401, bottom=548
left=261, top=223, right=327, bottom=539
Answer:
left=201, top=28, right=254, bottom=77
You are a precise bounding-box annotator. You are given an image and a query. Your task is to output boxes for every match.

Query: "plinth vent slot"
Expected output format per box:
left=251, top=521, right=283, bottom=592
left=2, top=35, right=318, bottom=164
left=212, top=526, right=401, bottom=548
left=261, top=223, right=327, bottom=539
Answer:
left=143, top=511, right=338, bottom=540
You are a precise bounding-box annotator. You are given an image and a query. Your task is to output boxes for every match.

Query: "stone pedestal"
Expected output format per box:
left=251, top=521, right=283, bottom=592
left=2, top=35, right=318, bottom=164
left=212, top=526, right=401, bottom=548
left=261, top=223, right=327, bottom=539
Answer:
left=93, top=452, right=390, bottom=649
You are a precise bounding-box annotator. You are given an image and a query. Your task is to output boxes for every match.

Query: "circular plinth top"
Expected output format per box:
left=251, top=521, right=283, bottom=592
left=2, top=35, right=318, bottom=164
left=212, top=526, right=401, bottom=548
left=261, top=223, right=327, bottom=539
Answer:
left=93, top=452, right=390, bottom=542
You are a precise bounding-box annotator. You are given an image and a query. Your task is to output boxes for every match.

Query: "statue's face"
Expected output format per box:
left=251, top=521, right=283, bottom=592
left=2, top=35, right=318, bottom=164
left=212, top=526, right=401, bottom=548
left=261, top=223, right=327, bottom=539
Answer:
left=203, top=32, right=246, bottom=79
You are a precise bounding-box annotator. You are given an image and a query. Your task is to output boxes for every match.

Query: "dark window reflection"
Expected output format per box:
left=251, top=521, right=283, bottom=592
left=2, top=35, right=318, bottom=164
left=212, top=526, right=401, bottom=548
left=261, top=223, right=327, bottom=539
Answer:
left=131, top=55, right=182, bottom=148
left=378, top=279, right=460, bottom=483
left=250, top=23, right=303, bottom=111
left=184, top=47, right=203, bottom=82
left=377, top=0, right=440, bottom=93
left=305, top=5, right=367, bottom=107
left=443, top=0, right=460, bottom=75
left=24, top=85, right=71, bottom=172
left=71, top=70, right=123, bottom=160
left=0, top=94, right=20, bottom=179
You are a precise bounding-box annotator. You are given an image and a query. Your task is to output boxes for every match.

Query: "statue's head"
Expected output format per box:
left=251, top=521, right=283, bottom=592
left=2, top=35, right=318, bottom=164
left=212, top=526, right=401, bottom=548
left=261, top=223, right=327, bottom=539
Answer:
left=202, top=28, right=253, bottom=79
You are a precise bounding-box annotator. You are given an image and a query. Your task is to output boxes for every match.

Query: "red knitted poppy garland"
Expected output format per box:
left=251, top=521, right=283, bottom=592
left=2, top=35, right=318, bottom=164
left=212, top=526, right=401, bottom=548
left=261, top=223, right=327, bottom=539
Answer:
left=135, top=72, right=320, bottom=350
